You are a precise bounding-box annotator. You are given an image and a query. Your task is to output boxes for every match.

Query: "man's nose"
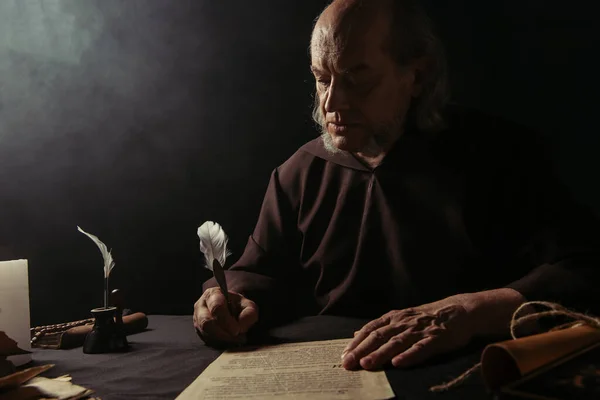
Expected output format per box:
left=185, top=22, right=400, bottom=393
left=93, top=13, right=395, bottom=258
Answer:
left=324, top=81, right=350, bottom=113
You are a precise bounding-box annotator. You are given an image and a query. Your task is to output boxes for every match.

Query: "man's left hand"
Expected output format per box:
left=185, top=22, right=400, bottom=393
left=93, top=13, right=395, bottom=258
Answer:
left=341, top=289, right=525, bottom=370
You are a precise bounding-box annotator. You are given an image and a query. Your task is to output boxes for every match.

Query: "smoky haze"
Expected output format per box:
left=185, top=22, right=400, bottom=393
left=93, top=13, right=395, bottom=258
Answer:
left=0, top=0, right=319, bottom=325
left=0, top=0, right=598, bottom=325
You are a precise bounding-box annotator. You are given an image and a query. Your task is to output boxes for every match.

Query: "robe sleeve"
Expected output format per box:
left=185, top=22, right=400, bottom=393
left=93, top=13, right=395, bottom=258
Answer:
left=502, top=134, right=600, bottom=313
left=203, top=167, right=305, bottom=326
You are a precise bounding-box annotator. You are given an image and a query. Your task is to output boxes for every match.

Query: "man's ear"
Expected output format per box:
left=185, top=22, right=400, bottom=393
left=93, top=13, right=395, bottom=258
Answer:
left=409, top=56, right=429, bottom=98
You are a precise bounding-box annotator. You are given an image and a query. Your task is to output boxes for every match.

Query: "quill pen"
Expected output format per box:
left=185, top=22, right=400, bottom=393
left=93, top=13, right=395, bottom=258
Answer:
left=197, top=221, right=233, bottom=315
left=77, top=226, right=115, bottom=309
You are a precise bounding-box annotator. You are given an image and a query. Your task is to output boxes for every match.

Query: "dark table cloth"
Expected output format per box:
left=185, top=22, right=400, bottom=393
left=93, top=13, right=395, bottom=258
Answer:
left=32, top=315, right=494, bottom=399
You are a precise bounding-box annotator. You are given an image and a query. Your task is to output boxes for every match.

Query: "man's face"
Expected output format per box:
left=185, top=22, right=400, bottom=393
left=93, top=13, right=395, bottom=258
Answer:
left=311, top=9, right=421, bottom=154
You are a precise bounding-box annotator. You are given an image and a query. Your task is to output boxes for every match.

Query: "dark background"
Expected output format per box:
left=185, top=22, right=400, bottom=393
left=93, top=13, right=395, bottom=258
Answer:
left=0, top=0, right=598, bottom=326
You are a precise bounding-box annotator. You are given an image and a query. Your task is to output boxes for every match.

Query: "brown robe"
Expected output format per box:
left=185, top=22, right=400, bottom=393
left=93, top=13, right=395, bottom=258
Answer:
left=205, top=107, right=600, bottom=324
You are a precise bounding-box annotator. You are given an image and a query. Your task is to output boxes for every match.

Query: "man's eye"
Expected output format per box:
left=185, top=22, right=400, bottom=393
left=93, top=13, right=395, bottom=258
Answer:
left=317, top=79, right=331, bottom=88
left=346, top=77, right=375, bottom=95
left=346, top=76, right=368, bottom=88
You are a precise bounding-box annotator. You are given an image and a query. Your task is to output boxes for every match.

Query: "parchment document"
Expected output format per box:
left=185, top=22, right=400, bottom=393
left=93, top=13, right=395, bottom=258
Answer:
left=177, top=338, right=395, bottom=400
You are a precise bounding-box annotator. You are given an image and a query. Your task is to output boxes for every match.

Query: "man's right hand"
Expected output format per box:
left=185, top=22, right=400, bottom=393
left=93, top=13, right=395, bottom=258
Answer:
left=193, top=287, right=259, bottom=346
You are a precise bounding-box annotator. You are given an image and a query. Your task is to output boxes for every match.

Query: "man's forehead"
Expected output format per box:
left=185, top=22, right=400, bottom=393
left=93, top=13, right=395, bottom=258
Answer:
left=310, top=60, right=372, bottom=76
left=316, top=0, right=391, bottom=30
left=310, top=1, right=391, bottom=72
left=310, top=27, right=382, bottom=74
left=310, top=27, right=347, bottom=65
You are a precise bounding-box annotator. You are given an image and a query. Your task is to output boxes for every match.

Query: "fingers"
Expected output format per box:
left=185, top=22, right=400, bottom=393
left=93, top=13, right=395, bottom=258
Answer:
left=238, top=297, right=259, bottom=334
left=194, top=296, right=239, bottom=345
left=342, top=316, right=400, bottom=370
left=193, top=288, right=260, bottom=346
left=196, top=312, right=239, bottom=343
left=342, top=325, right=397, bottom=369
left=392, top=336, right=441, bottom=368
left=205, top=289, right=240, bottom=336
left=344, top=328, right=446, bottom=370
left=358, top=329, right=420, bottom=370
left=343, top=315, right=390, bottom=356
left=341, top=307, right=459, bottom=371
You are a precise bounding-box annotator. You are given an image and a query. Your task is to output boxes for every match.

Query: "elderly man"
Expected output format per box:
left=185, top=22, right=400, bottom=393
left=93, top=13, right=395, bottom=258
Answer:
left=194, top=0, right=600, bottom=371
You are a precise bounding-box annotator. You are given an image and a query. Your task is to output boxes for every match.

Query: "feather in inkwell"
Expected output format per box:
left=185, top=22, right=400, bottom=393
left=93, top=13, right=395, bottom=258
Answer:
left=77, top=226, right=115, bottom=309
left=197, top=221, right=233, bottom=314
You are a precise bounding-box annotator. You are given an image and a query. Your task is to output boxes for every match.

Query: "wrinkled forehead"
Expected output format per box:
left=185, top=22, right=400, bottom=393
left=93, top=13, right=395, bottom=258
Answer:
left=310, top=6, right=391, bottom=71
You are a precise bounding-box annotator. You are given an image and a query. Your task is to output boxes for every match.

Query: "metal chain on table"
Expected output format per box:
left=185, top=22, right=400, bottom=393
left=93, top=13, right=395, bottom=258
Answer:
left=30, top=318, right=95, bottom=347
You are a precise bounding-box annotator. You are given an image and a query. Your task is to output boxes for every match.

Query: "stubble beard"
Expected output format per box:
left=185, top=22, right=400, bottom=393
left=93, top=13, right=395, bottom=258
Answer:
left=312, top=99, right=403, bottom=157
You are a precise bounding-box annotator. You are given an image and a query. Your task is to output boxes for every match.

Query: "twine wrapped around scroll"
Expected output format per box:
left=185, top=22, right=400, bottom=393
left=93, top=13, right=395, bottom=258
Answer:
left=429, top=301, right=600, bottom=392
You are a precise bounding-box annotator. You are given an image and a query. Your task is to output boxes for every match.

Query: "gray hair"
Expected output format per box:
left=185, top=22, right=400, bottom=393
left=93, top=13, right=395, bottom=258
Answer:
left=386, top=0, right=449, bottom=132
left=311, top=0, right=449, bottom=134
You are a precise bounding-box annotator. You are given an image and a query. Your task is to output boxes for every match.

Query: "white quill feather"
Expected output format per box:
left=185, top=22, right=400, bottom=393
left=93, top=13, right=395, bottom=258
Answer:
left=197, top=221, right=231, bottom=270
left=77, top=226, right=115, bottom=279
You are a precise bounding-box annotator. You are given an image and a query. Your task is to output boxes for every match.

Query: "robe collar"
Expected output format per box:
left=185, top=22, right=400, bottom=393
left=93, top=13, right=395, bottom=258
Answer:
left=299, top=121, right=431, bottom=172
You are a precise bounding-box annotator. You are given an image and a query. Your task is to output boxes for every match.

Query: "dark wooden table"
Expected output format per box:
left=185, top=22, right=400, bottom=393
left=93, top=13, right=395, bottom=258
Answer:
left=32, top=315, right=494, bottom=399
